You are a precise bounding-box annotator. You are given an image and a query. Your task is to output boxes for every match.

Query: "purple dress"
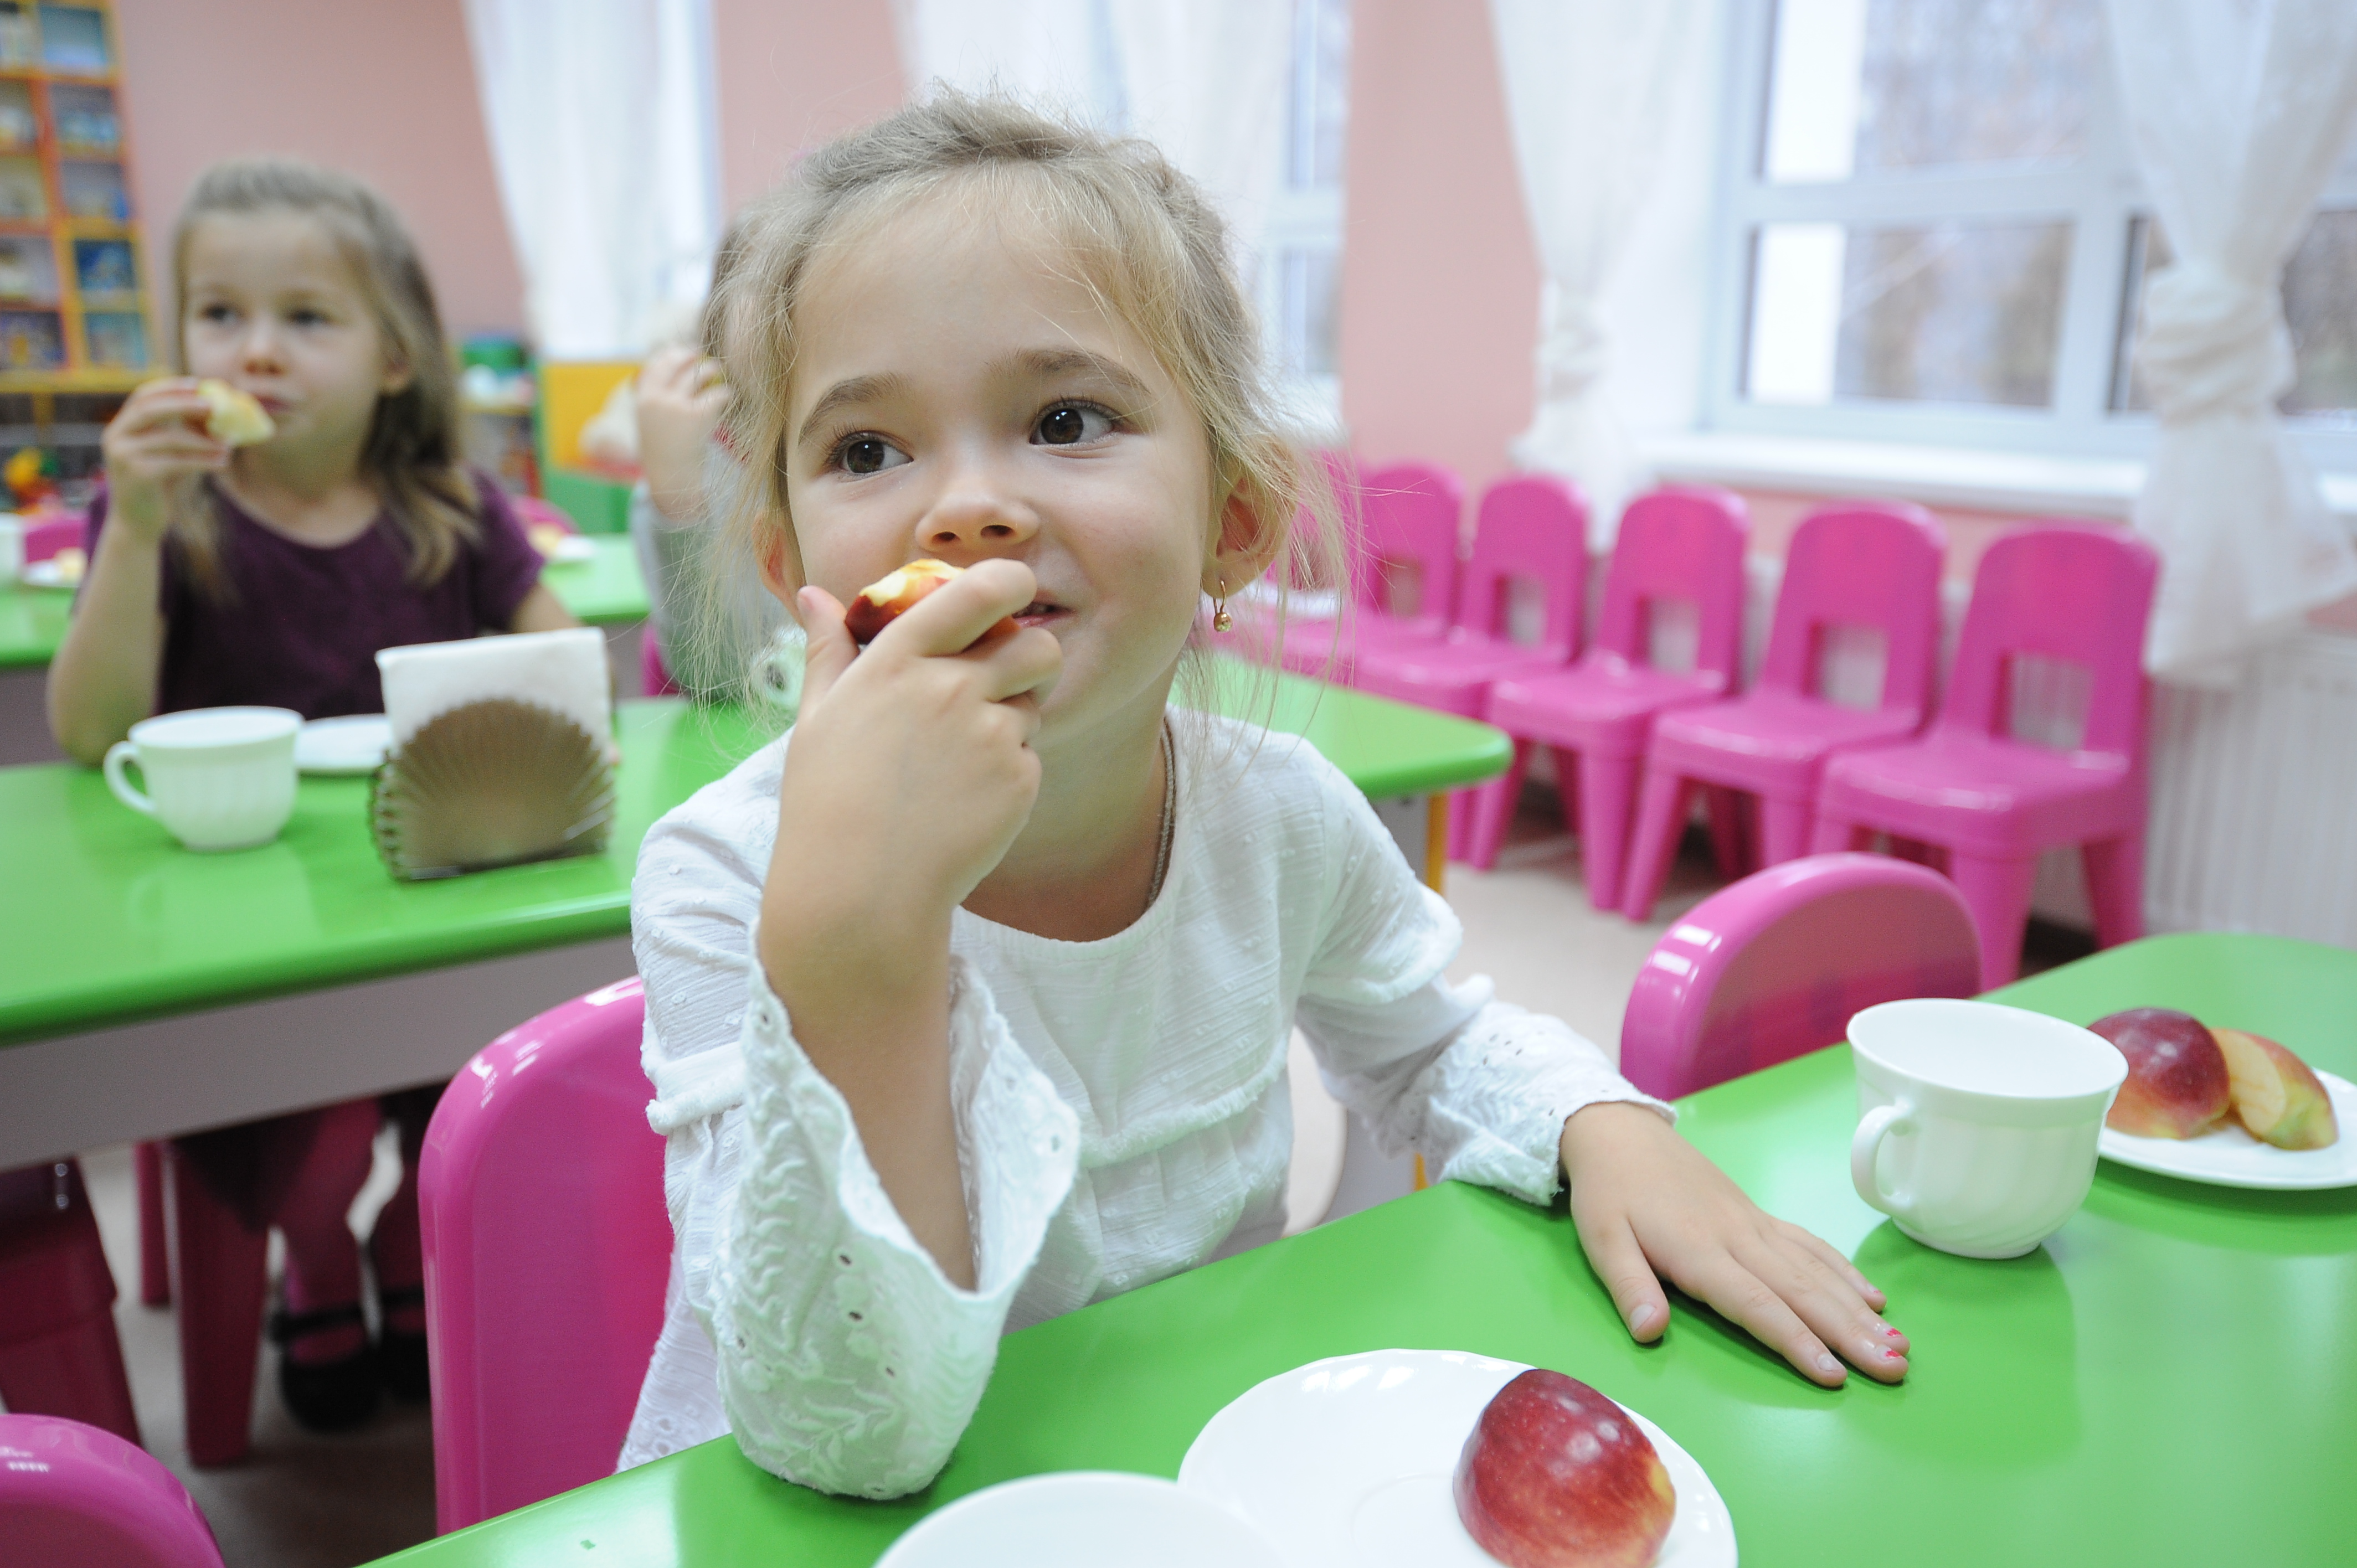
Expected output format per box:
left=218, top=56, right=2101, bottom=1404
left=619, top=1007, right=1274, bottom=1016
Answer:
left=85, top=469, right=546, bottom=721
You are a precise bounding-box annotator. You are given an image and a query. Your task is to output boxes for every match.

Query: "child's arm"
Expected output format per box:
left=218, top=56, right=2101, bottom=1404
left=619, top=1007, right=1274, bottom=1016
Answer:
left=636, top=345, right=727, bottom=523
left=506, top=582, right=579, bottom=633
left=757, top=559, right=1061, bottom=1288
left=48, top=380, right=227, bottom=763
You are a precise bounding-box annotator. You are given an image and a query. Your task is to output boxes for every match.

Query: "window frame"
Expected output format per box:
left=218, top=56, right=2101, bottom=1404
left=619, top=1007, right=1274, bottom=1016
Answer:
left=1700, top=0, right=2357, bottom=477
left=1255, top=0, right=1347, bottom=427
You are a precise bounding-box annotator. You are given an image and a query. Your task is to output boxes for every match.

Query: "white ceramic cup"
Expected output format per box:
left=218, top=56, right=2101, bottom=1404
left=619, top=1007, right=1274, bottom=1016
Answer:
left=1849, top=998, right=2126, bottom=1259
left=102, top=706, right=302, bottom=851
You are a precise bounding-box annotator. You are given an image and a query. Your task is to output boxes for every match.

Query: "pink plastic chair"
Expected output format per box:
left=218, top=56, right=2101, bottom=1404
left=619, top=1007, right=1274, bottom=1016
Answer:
left=1351, top=474, right=1588, bottom=860
left=639, top=632, right=682, bottom=697
left=0, top=1160, right=141, bottom=1446
left=508, top=494, right=579, bottom=534
left=0, top=1414, right=224, bottom=1568
left=23, top=514, right=81, bottom=563
left=1467, top=487, right=1750, bottom=911
left=1275, top=461, right=1464, bottom=680
left=1620, top=502, right=1947, bottom=920
left=1811, top=524, right=2159, bottom=989
left=420, top=976, right=671, bottom=1534
left=1618, top=854, right=1982, bottom=1100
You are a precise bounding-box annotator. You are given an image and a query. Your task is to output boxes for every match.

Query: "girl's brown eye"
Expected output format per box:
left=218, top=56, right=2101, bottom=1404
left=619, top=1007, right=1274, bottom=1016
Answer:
left=843, top=437, right=892, bottom=473
left=1039, top=406, right=1085, bottom=444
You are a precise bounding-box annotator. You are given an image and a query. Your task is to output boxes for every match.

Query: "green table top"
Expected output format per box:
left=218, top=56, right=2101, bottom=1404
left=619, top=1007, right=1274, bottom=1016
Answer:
left=0, top=537, right=647, bottom=674
left=381, top=932, right=2357, bottom=1568
left=0, top=674, right=1507, bottom=1046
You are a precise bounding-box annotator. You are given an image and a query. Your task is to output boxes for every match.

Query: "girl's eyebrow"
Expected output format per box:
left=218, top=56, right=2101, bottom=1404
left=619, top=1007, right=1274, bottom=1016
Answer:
left=1006, top=347, right=1149, bottom=405
left=797, top=371, right=911, bottom=448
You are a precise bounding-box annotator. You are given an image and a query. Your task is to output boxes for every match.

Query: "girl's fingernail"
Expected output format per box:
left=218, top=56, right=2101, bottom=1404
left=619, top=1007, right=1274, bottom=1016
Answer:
left=1814, top=1352, right=1842, bottom=1376
left=1882, top=1323, right=1903, bottom=1338
left=1882, top=1347, right=1905, bottom=1361
left=1628, top=1303, right=1655, bottom=1332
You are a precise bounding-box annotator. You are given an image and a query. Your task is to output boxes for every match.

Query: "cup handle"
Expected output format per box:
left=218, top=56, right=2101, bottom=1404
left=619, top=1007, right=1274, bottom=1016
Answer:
left=102, top=741, right=158, bottom=818
left=1850, top=1102, right=1917, bottom=1220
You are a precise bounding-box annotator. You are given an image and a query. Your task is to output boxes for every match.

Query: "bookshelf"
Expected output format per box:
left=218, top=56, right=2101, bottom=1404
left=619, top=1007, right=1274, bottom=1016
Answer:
left=0, top=0, right=148, bottom=400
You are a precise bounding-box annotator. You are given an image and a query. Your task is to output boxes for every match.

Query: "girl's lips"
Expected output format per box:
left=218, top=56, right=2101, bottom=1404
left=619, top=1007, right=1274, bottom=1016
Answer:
left=1014, top=602, right=1067, bottom=629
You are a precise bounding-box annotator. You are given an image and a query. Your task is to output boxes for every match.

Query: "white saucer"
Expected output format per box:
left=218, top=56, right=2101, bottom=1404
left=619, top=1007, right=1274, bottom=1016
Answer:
left=1178, top=1349, right=1735, bottom=1568
left=876, top=1472, right=1286, bottom=1568
left=2099, top=1071, right=2356, bottom=1190
left=296, top=714, right=393, bottom=775
left=542, top=535, right=598, bottom=563
left=20, top=559, right=76, bottom=589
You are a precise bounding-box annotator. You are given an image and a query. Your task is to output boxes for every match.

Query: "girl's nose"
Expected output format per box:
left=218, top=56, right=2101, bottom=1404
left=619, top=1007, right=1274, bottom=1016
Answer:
left=239, top=322, right=286, bottom=374
left=917, top=479, right=1039, bottom=559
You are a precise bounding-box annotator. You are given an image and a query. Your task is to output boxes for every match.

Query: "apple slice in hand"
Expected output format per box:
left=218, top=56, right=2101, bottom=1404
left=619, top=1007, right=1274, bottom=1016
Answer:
left=1454, top=1369, right=1676, bottom=1568
left=842, top=559, right=1019, bottom=648
left=195, top=379, right=275, bottom=446
left=2088, top=1008, right=2231, bottom=1139
left=2214, top=1028, right=2340, bottom=1150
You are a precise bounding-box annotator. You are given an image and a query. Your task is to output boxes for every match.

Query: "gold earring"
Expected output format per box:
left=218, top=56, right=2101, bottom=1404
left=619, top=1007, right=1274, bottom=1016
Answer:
left=1212, top=577, right=1233, bottom=633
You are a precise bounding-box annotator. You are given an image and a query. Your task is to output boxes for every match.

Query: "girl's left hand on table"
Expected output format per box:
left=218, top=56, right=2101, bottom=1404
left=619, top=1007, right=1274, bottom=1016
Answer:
left=1558, top=1101, right=1910, bottom=1388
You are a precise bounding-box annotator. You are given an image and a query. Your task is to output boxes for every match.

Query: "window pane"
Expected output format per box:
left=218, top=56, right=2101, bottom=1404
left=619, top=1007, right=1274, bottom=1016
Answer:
left=1279, top=246, right=1340, bottom=378
left=1288, top=0, right=1350, bottom=190
left=2112, top=212, right=2357, bottom=421
left=1764, top=0, right=2102, bottom=182
left=1746, top=219, right=2070, bottom=408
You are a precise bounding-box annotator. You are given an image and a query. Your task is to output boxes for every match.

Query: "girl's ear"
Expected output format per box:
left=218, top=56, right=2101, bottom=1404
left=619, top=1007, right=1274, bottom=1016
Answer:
left=1203, top=465, right=1287, bottom=597
left=755, top=524, right=807, bottom=613
left=379, top=352, right=415, bottom=398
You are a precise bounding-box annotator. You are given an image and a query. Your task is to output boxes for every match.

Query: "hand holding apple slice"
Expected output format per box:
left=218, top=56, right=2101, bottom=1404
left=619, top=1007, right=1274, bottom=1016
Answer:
left=2214, top=1028, right=2340, bottom=1150
left=1454, top=1369, right=1675, bottom=1568
left=194, top=379, right=275, bottom=446
left=843, top=559, right=1020, bottom=648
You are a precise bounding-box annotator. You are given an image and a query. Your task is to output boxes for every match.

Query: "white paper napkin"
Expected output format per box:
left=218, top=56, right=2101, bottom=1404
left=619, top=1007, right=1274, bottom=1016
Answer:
left=375, top=628, right=612, bottom=750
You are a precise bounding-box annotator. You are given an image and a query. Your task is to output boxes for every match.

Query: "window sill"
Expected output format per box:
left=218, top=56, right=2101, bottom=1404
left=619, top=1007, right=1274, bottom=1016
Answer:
left=1639, top=431, right=2357, bottom=524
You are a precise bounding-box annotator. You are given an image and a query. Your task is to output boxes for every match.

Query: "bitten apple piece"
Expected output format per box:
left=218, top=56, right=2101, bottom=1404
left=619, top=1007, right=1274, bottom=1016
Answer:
left=2214, top=1028, right=2340, bottom=1150
left=194, top=379, right=275, bottom=446
left=2089, top=1008, right=2232, bottom=1139
left=1454, top=1369, right=1675, bottom=1568
left=842, top=558, right=1017, bottom=647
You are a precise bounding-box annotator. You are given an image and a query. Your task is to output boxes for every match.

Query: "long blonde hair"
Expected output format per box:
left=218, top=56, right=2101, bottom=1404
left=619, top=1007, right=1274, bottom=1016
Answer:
left=701, top=91, right=1346, bottom=713
left=167, top=159, right=479, bottom=600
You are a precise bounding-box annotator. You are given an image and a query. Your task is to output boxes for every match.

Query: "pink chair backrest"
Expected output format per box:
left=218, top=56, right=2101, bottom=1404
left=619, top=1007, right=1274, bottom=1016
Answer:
left=1354, top=461, right=1464, bottom=628
left=507, top=494, right=579, bottom=534
left=1936, top=524, right=2159, bottom=760
left=1756, top=503, right=1947, bottom=720
left=1454, top=473, right=1588, bottom=660
left=420, top=977, right=670, bottom=1534
left=0, top=1414, right=224, bottom=1567
left=1589, top=486, right=1749, bottom=679
left=1619, top=854, right=1982, bottom=1100
left=23, top=515, right=81, bottom=564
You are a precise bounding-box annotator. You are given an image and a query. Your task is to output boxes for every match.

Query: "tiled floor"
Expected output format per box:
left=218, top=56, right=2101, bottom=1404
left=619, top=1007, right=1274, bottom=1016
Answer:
left=69, top=793, right=1735, bottom=1567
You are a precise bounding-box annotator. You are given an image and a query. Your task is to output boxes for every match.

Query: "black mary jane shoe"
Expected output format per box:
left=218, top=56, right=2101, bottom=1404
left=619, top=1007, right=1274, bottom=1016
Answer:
left=269, top=1301, right=380, bottom=1433
left=377, top=1284, right=431, bottom=1403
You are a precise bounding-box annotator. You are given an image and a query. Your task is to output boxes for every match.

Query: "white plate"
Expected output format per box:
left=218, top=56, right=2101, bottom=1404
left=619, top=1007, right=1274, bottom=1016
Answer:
left=542, top=535, right=598, bottom=563
left=2098, top=1070, right=2357, bottom=1190
left=1179, top=1349, right=1735, bottom=1568
left=295, top=714, right=392, bottom=775
left=20, top=559, right=76, bottom=589
left=876, top=1471, right=1286, bottom=1568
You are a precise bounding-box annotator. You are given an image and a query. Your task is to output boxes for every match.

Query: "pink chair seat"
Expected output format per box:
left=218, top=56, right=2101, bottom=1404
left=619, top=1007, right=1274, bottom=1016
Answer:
left=1274, top=607, right=1441, bottom=682
left=1352, top=631, right=1570, bottom=719
left=1818, top=732, right=2135, bottom=856
left=1618, top=854, right=1981, bottom=1100
left=1274, top=460, right=1464, bottom=682
left=1648, top=689, right=1926, bottom=800
left=1488, top=654, right=1727, bottom=757
left=0, top=1414, right=224, bottom=1567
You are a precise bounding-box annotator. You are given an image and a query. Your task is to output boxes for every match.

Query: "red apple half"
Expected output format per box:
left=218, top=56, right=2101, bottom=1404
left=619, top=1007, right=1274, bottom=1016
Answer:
left=2088, top=1008, right=2232, bottom=1139
left=1454, top=1368, right=1676, bottom=1568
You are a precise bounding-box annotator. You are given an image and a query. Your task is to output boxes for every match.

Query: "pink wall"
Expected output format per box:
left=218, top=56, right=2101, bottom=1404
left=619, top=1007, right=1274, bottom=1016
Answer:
left=714, top=0, right=905, bottom=214
left=1338, top=0, right=1540, bottom=499
left=115, top=0, right=526, bottom=340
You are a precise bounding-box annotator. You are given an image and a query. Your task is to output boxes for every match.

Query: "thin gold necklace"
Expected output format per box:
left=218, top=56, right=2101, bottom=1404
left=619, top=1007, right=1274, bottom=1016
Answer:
left=1146, top=720, right=1176, bottom=907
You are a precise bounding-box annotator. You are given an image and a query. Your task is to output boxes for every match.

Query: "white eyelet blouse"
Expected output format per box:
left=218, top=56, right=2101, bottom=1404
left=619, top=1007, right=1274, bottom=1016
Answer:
left=615, top=710, right=1669, bottom=1496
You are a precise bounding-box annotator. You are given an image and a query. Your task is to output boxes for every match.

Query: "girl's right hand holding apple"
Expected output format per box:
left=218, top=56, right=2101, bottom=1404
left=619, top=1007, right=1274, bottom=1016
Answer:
left=101, top=378, right=229, bottom=546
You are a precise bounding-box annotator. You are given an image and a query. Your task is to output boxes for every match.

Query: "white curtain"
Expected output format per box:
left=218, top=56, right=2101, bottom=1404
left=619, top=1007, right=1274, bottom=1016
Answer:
left=890, top=0, right=1123, bottom=126
left=1489, top=0, right=1710, bottom=545
left=2105, top=0, right=2357, bottom=685
left=1104, top=2, right=1293, bottom=265
left=464, top=0, right=721, bottom=359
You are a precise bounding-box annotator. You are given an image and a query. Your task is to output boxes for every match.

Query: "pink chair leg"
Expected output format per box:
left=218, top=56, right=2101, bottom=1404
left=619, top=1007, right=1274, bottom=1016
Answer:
left=1619, top=762, right=1692, bottom=922
left=1704, top=787, right=1745, bottom=880
left=1809, top=813, right=1865, bottom=855
left=1757, top=797, right=1814, bottom=869
left=1464, top=741, right=1531, bottom=871
left=167, top=1146, right=270, bottom=1469
left=136, top=1142, right=169, bottom=1308
left=2082, top=833, right=2146, bottom=951
left=1947, top=850, right=2039, bottom=990
left=0, top=1319, right=142, bottom=1447
left=0, top=1162, right=141, bottom=1445
left=1575, top=750, right=1640, bottom=914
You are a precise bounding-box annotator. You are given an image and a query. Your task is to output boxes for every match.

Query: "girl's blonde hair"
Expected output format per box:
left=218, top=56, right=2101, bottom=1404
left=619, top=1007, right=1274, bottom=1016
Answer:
left=702, top=91, right=1346, bottom=710
left=167, top=159, right=480, bottom=600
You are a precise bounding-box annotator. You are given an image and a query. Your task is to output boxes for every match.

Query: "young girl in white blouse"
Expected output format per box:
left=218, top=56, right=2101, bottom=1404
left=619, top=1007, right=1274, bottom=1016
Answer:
left=621, top=94, right=1910, bottom=1495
